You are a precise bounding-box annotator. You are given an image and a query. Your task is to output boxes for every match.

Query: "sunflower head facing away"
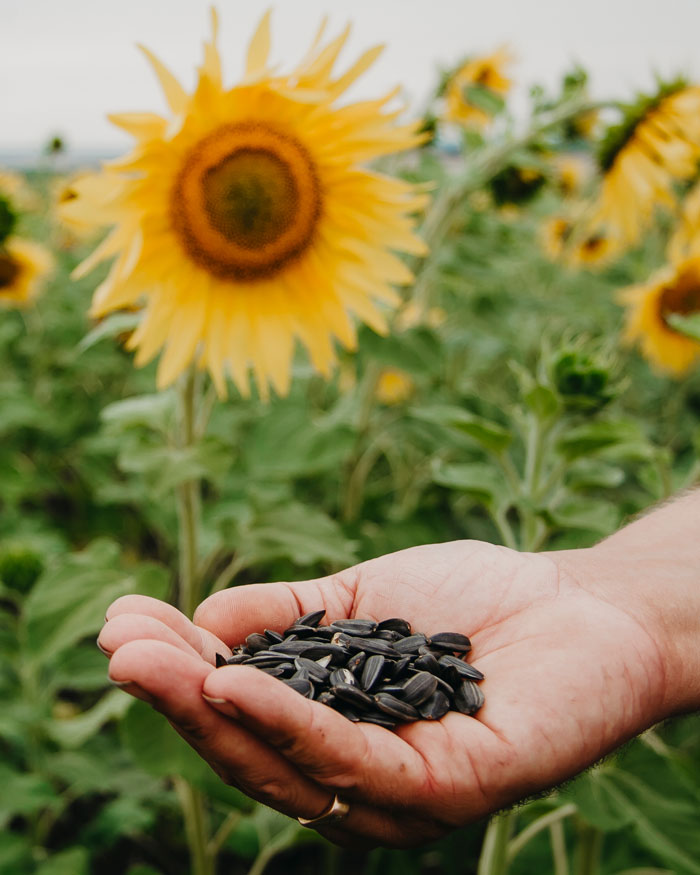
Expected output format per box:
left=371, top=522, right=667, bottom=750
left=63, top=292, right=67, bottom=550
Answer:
left=444, top=48, right=512, bottom=128
left=590, top=79, right=700, bottom=247
left=620, top=257, right=700, bottom=376
left=72, top=11, right=428, bottom=398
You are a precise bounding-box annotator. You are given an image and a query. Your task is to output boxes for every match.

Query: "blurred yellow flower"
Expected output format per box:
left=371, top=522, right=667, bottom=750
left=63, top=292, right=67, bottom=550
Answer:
left=619, top=257, right=700, bottom=376
left=590, top=83, right=700, bottom=247
left=668, top=180, right=700, bottom=263
left=542, top=216, right=619, bottom=268
left=0, top=238, right=53, bottom=307
left=0, top=169, right=40, bottom=212
left=375, top=368, right=415, bottom=404
left=53, top=172, right=101, bottom=239
left=444, top=47, right=512, bottom=128
left=395, top=300, right=446, bottom=332
left=553, top=155, right=589, bottom=197
left=72, top=11, right=428, bottom=398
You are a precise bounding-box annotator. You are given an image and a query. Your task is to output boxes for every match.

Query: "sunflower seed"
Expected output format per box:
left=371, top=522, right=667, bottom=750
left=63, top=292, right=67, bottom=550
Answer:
left=215, top=652, right=227, bottom=668
left=297, top=609, right=326, bottom=627
left=268, top=640, right=315, bottom=656
left=329, top=668, right=355, bottom=687
left=331, top=683, right=374, bottom=710
left=303, top=644, right=349, bottom=664
left=361, top=654, right=385, bottom=691
left=226, top=653, right=249, bottom=665
left=284, top=624, right=320, bottom=637
left=306, top=626, right=335, bottom=640
left=361, top=712, right=398, bottom=729
left=345, top=652, right=367, bottom=674
left=418, top=690, right=450, bottom=720
left=245, top=633, right=271, bottom=653
left=372, top=629, right=403, bottom=642
left=245, top=653, right=287, bottom=667
left=438, top=654, right=485, bottom=681
left=293, top=667, right=311, bottom=682
left=375, top=683, right=405, bottom=696
left=402, top=671, right=438, bottom=705
left=331, top=618, right=378, bottom=636
left=264, top=629, right=284, bottom=644
left=336, top=706, right=361, bottom=722
left=316, top=691, right=336, bottom=706
left=315, top=655, right=332, bottom=668
left=377, top=618, right=412, bottom=636
left=414, top=651, right=440, bottom=674
left=389, top=655, right=412, bottom=679
left=347, top=637, right=399, bottom=657
left=429, top=632, right=472, bottom=653
left=294, top=657, right=330, bottom=683
left=454, top=680, right=485, bottom=715
left=260, top=665, right=286, bottom=677
left=394, top=634, right=428, bottom=654
left=284, top=677, right=314, bottom=697
left=374, top=693, right=420, bottom=722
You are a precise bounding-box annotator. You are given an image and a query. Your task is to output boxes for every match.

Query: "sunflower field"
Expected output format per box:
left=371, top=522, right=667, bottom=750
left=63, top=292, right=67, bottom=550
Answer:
left=2, top=9, right=700, bottom=875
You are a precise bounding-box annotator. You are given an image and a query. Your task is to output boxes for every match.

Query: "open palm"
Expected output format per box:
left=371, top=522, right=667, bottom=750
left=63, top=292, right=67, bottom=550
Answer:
left=99, top=540, right=665, bottom=847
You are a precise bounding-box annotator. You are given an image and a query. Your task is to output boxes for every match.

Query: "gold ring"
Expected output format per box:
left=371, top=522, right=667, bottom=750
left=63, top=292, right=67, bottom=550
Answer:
left=297, top=794, right=350, bottom=828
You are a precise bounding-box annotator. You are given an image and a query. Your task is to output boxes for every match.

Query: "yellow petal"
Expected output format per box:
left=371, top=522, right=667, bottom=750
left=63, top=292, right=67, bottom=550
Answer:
left=245, top=9, right=272, bottom=77
left=137, top=44, right=188, bottom=115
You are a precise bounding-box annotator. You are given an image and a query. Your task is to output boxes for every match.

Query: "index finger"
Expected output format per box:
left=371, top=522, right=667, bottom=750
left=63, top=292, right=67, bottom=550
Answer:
left=193, top=574, right=357, bottom=646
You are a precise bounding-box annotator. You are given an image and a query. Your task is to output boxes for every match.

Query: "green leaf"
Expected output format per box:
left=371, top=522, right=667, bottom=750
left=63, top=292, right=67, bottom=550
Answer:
left=81, top=796, right=155, bottom=846
left=356, top=326, right=444, bottom=377
left=556, top=420, right=651, bottom=461
left=413, top=406, right=512, bottom=454
left=101, top=392, right=175, bottom=434
left=233, top=503, right=357, bottom=569
left=667, top=312, right=700, bottom=343
left=23, top=541, right=169, bottom=665
left=563, top=769, right=633, bottom=831
left=77, top=311, right=141, bottom=353
left=116, top=438, right=231, bottom=497
left=0, top=764, right=58, bottom=819
left=47, top=689, right=132, bottom=748
left=463, top=84, right=506, bottom=115
left=121, top=701, right=253, bottom=810
left=523, top=384, right=560, bottom=420
left=0, top=833, right=32, bottom=871
left=432, top=461, right=507, bottom=506
left=545, top=496, right=620, bottom=535
left=35, top=848, right=89, bottom=875
left=565, top=460, right=625, bottom=491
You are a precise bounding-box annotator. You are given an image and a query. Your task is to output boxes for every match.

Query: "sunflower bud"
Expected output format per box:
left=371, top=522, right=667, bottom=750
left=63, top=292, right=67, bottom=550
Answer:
left=0, top=545, right=44, bottom=594
left=552, top=349, right=615, bottom=412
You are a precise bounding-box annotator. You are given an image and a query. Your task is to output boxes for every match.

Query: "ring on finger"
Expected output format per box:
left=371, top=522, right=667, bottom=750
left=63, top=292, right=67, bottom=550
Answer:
left=297, top=794, right=350, bottom=828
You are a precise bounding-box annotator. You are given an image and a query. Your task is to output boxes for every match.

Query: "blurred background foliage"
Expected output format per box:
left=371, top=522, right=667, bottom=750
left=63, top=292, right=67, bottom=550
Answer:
left=1, top=45, right=700, bottom=875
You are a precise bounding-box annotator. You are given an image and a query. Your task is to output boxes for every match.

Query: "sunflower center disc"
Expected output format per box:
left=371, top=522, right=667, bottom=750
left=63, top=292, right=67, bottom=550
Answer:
left=173, top=123, right=321, bottom=281
left=660, top=267, right=700, bottom=325
left=0, top=253, right=19, bottom=290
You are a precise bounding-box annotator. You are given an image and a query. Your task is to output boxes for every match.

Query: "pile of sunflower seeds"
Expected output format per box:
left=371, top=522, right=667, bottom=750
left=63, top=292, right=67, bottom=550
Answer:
left=215, top=610, right=484, bottom=729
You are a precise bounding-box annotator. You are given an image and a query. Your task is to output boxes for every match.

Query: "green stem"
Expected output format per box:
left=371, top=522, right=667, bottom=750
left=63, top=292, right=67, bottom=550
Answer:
left=176, top=366, right=201, bottom=619
left=506, top=804, right=577, bottom=863
left=208, top=810, right=243, bottom=857
left=574, top=821, right=603, bottom=875
left=477, top=812, right=515, bottom=875
left=246, top=824, right=299, bottom=875
left=209, top=552, right=249, bottom=595
left=550, top=820, right=570, bottom=875
left=340, top=360, right=383, bottom=522
left=175, top=778, right=214, bottom=875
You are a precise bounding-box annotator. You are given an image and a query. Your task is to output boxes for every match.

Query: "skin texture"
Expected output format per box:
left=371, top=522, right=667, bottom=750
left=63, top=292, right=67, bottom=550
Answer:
left=98, top=526, right=691, bottom=848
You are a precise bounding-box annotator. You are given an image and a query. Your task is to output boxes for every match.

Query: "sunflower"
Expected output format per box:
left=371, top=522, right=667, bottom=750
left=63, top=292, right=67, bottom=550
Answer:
left=589, top=81, right=700, bottom=247
left=541, top=215, right=619, bottom=268
left=72, top=11, right=428, bottom=398
left=668, top=179, right=700, bottom=263
left=0, top=237, right=53, bottom=307
left=552, top=155, right=589, bottom=197
left=54, top=172, right=102, bottom=239
left=444, top=47, right=512, bottom=128
left=375, top=367, right=415, bottom=404
left=619, top=257, right=700, bottom=375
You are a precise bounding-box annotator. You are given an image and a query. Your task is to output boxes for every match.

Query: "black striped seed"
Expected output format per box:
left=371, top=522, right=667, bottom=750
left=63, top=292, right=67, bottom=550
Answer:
left=297, top=609, right=326, bottom=627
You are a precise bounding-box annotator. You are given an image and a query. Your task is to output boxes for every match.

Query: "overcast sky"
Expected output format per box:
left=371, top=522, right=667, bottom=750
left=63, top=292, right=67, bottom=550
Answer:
left=2, top=0, right=700, bottom=157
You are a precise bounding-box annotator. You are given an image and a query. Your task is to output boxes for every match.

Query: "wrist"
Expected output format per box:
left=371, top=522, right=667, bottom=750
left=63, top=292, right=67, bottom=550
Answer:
left=551, top=516, right=700, bottom=720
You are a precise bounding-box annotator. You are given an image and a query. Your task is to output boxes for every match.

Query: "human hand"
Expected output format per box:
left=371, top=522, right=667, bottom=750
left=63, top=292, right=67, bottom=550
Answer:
left=98, top=539, right=674, bottom=848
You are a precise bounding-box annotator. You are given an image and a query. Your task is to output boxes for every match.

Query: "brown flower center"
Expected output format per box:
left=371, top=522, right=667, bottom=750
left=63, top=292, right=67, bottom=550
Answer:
left=660, top=266, right=700, bottom=327
left=172, top=123, right=321, bottom=282
left=0, top=252, right=20, bottom=290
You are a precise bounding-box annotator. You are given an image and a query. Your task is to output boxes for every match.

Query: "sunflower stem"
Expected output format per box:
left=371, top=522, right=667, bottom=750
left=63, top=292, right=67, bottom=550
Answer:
left=175, top=778, right=215, bottom=875
left=477, top=811, right=515, bottom=875
left=176, top=365, right=202, bottom=619
left=340, top=360, right=383, bottom=522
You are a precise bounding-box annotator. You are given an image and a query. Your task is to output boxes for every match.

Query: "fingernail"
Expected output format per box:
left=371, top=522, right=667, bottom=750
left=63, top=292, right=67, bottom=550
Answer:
left=96, top=639, right=112, bottom=657
left=202, top=693, right=238, bottom=716
left=110, top=679, right=154, bottom=705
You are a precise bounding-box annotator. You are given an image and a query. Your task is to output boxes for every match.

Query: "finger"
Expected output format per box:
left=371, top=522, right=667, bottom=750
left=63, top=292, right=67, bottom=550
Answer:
left=192, top=575, right=357, bottom=647
left=98, top=613, right=206, bottom=660
left=201, top=665, right=431, bottom=809
left=110, top=640, right=411, bottom=840
left=106, top=594, right=229, bottom=664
